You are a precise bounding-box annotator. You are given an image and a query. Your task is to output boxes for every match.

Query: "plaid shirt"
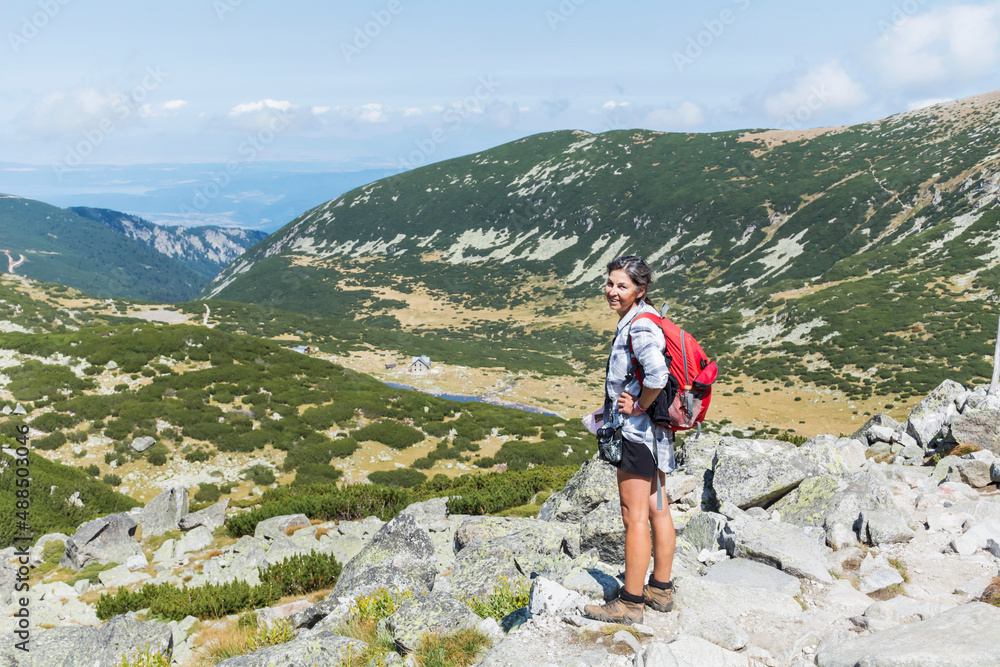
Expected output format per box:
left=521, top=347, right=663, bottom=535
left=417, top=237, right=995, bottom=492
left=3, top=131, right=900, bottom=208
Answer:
left=604, top=302, right=675, bottom=473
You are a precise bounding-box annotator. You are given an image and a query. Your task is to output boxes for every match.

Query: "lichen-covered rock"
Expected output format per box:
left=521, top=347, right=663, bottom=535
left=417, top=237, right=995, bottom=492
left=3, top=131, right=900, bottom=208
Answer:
left=176, top=525, right=214, bottom=556
left=949, top=457, right=994, bottom=488
left=215, top=630, right=365, bottom=666
left=450, top=519, right=579, bottom=596
left=61, top=512, right=141, bottom=570
left=330, top=513, right=436, bottom=599
left=858, top=509, right=915, bottom=545
left=949, top=407, right=1000, bottom=456
left=680, top=511, right=727, bottom=553
left=538, top=456, right=617, bottom=522
left=378, top=591, right=481, bottom=654
left=139, top=486, right=189, bottom=538
left=721, top=516, right=833, bottom=583
left=850, top=413, right=901, bottom=442
left=579, top=500, right=624, bottom=564
left=0, top=614, right=172, bottom=667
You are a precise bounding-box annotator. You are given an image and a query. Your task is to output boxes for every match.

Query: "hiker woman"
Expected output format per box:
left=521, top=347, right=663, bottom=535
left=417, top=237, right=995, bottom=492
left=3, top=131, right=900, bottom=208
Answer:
left=584, top=254, right=676, bottom=625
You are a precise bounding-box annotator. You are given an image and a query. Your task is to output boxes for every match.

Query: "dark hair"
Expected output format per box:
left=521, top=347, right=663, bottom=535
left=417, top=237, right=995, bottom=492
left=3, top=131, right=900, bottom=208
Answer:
left=606, top=255, right=655, bottom=307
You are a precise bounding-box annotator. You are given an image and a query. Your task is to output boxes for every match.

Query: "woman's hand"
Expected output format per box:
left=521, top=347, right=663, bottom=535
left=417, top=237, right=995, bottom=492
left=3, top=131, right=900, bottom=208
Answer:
left=617, top=392, right=641, bottom=416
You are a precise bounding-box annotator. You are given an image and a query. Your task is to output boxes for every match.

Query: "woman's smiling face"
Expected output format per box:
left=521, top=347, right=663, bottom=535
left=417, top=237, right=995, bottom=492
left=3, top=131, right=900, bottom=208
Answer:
left=605, top=268, right=643, bottom=318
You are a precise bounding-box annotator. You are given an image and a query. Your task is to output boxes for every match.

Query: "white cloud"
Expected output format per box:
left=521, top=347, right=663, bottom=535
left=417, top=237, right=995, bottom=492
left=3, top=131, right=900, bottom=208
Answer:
left=602, top=100, right=630, bottom=110
left=876, top=3, right=1000, bottom=84
left=163, top=100, right=188, bottom=111
left=907, top=97, right=954, bottom=111
left=763, top=62, right=868, bottom=120
left=356, top=103, right=391, bottom=123
left=14, top=88, right=143, bottom=140
left=644, top=101, right=705, bottom=129
left=228, top=99, right=293, bottom=117
left=401, top=107, right=423, bottom=117
left=312, top=106, right=331, bottom=115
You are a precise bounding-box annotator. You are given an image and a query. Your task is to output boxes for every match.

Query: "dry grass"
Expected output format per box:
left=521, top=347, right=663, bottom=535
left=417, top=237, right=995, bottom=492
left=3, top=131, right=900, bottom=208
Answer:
left=950, top=443, right=983, bottom=458
left=980, top=577, right=1000, bottom=607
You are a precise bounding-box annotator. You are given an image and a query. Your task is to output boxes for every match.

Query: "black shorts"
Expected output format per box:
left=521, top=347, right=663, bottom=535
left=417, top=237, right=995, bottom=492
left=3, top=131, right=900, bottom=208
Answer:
left=614, top=435, right=656, bottom=478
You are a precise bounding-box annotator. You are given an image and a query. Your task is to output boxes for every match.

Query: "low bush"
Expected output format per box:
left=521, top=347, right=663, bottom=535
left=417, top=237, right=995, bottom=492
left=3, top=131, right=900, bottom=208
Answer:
left=95, top=552, right=341, bottom=621
left=352, top=421, right=424, bottom=450
left=243, top=465, right=275, bottom=486
left=463, top=576, right=530, bottom=620
left=103, top=473, right=122, bottom=486
left=367, top=469, right=427, bottom=488
left=194, top=483, right=221, bottom=503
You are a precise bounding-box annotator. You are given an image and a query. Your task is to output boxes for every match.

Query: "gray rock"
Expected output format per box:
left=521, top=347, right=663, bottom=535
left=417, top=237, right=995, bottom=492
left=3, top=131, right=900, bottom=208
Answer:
left=850, top=414, right=901, bottom=442
left=905, top=379, right=967, bottom=449
left=215, top=630, right=365, bottom=666
left=538, top=456, right=617, bottom=522
left=950, top=518, right=1000, bottom=555
left=331, top=513, right=437, bottom=599
left=377, top=591, right=481, bottom=654
left=98, top=563, right=150, bottom=588
left=949, top=407, right=1000, bottom=456
left=867, top=425, right=898, bottom=444
left=897, top=443, right=924, bottom=464
left=130, top=436, right=156, bottom=452
left=680, top=511, right=727, bottom=553
left=858, top=567, right=904, bottom=594
left=721, top=516, right=833, bottom=583
left=178, top=498, right=229, bottom=531
left=703, top=558, right=801, bottom=596
left=951, top=458, right=993, bottom=488
left=579, top=500, right=624, bottom=564
left=528, top=576, right=587, bottom=616
left=675, top=575, right=801, bottom=652
left=815, top=602, right=1000, bottom=667
left=0, top=614, right=172, bottom=666
left=642, top=635, right=751, bottom=667
left=29, top=533, right=68, bottom=567
left=930, top=455, right=962, bottom=485
left=561, top=568, right=620, bottom=601
left=175, top=525, right=214, bottom=556
left=399, top=497, right=450, bottom=524
left=0, top=565, right=15, bottom=606
left=254, top=514, right=311, bottom=540
left=450, top=518, right=579, bottom=597
left=61, top=512, right=141, bottom=570
left=139, top=486, right=189, bottom=538
left=858, top=509, right=915, bottom=545
left=289, top=596, right=353, bottom=630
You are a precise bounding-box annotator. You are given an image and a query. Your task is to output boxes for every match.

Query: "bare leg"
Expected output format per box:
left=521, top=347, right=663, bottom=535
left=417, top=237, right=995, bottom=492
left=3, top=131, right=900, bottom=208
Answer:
left=618, top=469, right=652, bottom=597
left=648, top=470, right=676, bottom=583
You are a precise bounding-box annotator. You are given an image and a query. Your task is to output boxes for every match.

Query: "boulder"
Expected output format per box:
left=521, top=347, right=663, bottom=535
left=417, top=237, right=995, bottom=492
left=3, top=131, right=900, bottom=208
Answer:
left=538, top=456, right=617, bottom=522
left=642, top=635, right=750, bottom=667
left=905, top=379, right=967, bottom=449
left=703, top=558, right=801, bottom=597
left=950, top=518, right=1000, bottom=555
left=858, top=567, right=904, bottom=594
left=721, top=516, right=833, bottom=583
left=378, top=591, right=481, bottom=654
left=450, top=518, right=579, bottom=597
left=579, top=500, right=624, bottom=564
left=950, top=458, right=993, bottom=488
left=139, top=487, right=189, bottom=538
left=98, top=563, right=150, bottom=588
left=850, top=413, right=901, bottom=442
left=680, top=511, right=727, bottom=553
left=61, top=512, right=141, bottom=570
left=29, top=533, right=68, bottom=567
left=254, top=514, right=311, bottom=540
left=215, top=630, right=366, bottom=666
left=950, top=407, right=1000, bottom=456
left=815, top=602, right=1000, bottom=667
left=130, top=436, right=156, bottom=452
left=0, top=613, right=172, bottom=666
left=399, top=497, right=450, bottom=524
left=858, top=510, right=915, bottom=545
left=528, top=576, right=587, bottom=616
left=330, top=512, right=437, bottom=599
left=178, top=498, right=229, bottom=531
left=175, top=525, right=214, bottom=556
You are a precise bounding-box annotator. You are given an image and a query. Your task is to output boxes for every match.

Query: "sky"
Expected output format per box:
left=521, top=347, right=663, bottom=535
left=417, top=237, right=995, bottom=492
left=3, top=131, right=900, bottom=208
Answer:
left=2, top=0, right=1000, bottom=226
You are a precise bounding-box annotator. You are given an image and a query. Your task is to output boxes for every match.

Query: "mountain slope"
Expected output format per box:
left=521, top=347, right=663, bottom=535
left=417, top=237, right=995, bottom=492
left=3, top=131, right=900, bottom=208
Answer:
left=204, top=91, right=1000, bottom=399
left=70, top=207, right=267, bottom=281
left=0, top=195, right=208, bottom=302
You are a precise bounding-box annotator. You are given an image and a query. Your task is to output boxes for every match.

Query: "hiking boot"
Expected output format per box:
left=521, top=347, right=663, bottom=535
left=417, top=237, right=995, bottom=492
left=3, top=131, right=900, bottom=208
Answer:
left=582, top=595, right=644, bottom=625
left=643, top=578, right=674, bottom=612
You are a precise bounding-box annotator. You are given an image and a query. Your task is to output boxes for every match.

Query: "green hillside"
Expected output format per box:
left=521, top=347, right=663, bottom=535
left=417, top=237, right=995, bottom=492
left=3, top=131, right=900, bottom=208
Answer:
left=204, top=91, right=1000, bottom=399
left=0, top=196, right=206, bottom=301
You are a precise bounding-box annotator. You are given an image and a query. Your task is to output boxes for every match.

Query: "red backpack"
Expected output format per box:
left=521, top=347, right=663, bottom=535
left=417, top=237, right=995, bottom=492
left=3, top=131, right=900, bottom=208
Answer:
left=628, top=310, right=718, bottom=431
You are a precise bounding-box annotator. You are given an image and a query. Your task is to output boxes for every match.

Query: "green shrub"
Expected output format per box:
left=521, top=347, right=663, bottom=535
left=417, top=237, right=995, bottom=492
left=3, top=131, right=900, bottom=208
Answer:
left=463, top=577, right=531, bottom=620
left=34, top=432, right=67, bottom=451
left=367, top=469, right=427, bottom=488
left=84, top=464, right=100, bottom=477
left=194, top=483, right=221, bottom=503
left=291, top=463, right=343, bottom=487
left=103, top=473, right=122, bottom=486
left=352, top=421, right=424, bottom=450
left=243, top=465, right=275, bottom=486
left=185, top=449, right=211, bottom=463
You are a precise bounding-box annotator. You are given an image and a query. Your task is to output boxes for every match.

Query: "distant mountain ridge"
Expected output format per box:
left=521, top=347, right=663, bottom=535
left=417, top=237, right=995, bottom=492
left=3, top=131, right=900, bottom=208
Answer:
left=70, top=207, right=267, bottom=281
left=203, top=90, right=1000, bottom=400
